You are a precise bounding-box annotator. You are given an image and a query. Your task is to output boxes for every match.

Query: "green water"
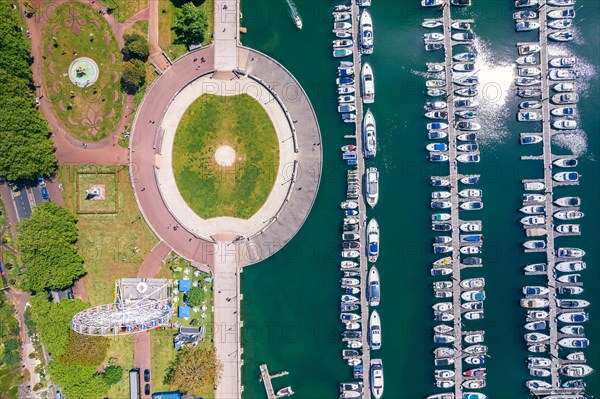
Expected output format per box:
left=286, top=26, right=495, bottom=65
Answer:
left=239, top=1, right=600, bottom=398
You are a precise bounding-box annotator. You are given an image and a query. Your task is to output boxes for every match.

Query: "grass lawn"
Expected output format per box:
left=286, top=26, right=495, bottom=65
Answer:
left=158, top=0, right=214, bottom=60
left=104, top=334, right=135, bottom=398
left=99, top=0, right=147, bottom=23
left=124, top=20, right=148, bottom=36
left=76, top=172, right=118, bottom=213
left=150, top=329, right=177, bottom=391
left=40, top=2, right=124, bottom=142
left=173, top=94, right=279, bottom=219
left=58, top=165, right=158, bottom=305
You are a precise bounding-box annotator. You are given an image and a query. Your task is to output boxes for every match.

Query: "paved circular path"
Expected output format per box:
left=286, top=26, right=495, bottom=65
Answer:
left=129, top=46, right=322, bottom=266
left=157, top=75, right=296, bottom=238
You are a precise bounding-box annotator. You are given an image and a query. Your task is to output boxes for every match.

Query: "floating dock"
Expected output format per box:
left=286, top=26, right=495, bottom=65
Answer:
left=259, top=364, right=289, bottom=399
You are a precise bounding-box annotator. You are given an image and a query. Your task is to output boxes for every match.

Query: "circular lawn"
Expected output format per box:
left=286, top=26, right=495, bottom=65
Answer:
left=172, top=94, right=280, bottom=219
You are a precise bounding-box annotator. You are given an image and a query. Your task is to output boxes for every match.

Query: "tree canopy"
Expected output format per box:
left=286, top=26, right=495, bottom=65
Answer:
left=122, top=32, right=150, bottom=62
left=17, top=202, right=85, bottom=292
left=185, top=286, right=206, bottom=307
left=173, top=2, right=209, bottom=46
left=165, top=346, right=222, bottom=395
left=121, top=59, right=146, bottom=94
left=0, top=4, right=57, bottom=181
left=103, top=365, right=123, bottom=386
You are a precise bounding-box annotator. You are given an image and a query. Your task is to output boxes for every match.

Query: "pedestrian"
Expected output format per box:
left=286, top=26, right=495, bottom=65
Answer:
left=141, top=187, right=145, bottom=191
left=193, top=57, right=198, bottom=62
left=223, top=28, right=226, bottom=32
left=188, top=238, right=192, bottom=242
left=201, top=57, right=205, bottom=63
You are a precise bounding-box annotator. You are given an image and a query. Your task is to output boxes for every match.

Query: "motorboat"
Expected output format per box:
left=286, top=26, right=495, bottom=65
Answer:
left=515, top=0, right=539, bottom=7
left=333, top=48, right=353, bottom=58
left=517, top=89, right=542, bottom=98
left=425, top=43, right=443, bottom=51
left=435, top=380, right=455, bottom=389
left=461, top=290, right=485, bottom=301
left=451, top=21, right=471, bottom=30
left=337, top=76, right=354, bottom=85
left=560, top=364, right=593, bottom=377
left=341, top=313, right=360, bottom=322
left=426, top=79, right=446, bottom=88
left=341, top=278, right=360, bottom=287
left=557, top=299, right=590, bottom=309
left=429, top=131, right=447, bottom=140
left=365, top=167, right=379, bottom=208
left=427, top=143, right=448, bottom=152
left=367, top=219, right=379, bottom=262
left=550, top=57, right=576, bottom=68
left=432, top=191, right=451, bottom=199
left=461, top=278, right=485, bottom=289
left=451, top=0, right=471, bottom=6
left=462, top=301, right=483, bottom=311
left=361, top=63, right=375, bottom=104
left=427, top=122, right=449, bottom=130
left=459, top=189, right=482, bottom=198
left=431, top=267, right=452, bottom=277
left=457, top=133, right=477, bottom=142
left=333, top=13, right=351, bottom=22
left=566, top=352, right=586, bottom=362
left=459, top=222, right=481, bottom=232
left=426, top=394, right=455, bottom=399
left=460, top=201, right=483, bottom=210
left=558, top=286, right=583, bottom=295
left=520, top=205, right=545, bottom=214
left=516, top=77, right=541, bottom=86
left=516, top=21, right=540, bottom=31
left=346, top=340, right=362, bottom=349
left=344, top=217, right=359, bottom=225
left=553, top=220, right=580, bottom=230
left=519, top=67, right=541, bottom=77
left=523, top=286, right=549, bottom=296
left=433, top=257, right=452, bottom=267
left=345, top=287, right=360, bottom=295
left=277, top=386, right=294, bottom=397
left=369, top=310, right=381, bottom=350
left=460, top=246, right=481, bottom=255
left=457, top=154, right=480, bottom=164
left=370, top=359, right=383, bottom=399
left=333, top=39, right=353, bottom=48
left=427, top=89, right=447, bottom=97
left=433, top=347, right=455, bottom=358
left=518, top=44, right=540, bottom=55
left=548, top=0, right=575, bottom=4
left=338, top=104, right=356, bottom=113
left=422, top=19, right=443, bottom=28
left=520, top=298, right=549, bottom=308
left=363, top=109, right=376, bottom=158
left=432, top=223, right=452, bottom=232
left=554, top=197, right=581, bottom=206
left=341, top=304, right=359, bottom=312
left=516, top=55, right=537, bottom=65
left=549, top=31, right=574, bottom=42
left=522, top=194, right=545, bottom=203
left=425, top=101, right=447, bottom=110
left=342, top=294, right=359, bottom=304
left=434, top=245, right=453, bottom=254
left=368, top=266, right=380, bottom=307
left=558, top=312, right=589, bottom=323
left=527, top=310, right=549, bottom=320
left=526, top=380, right=552, bottom=390
left=457, top=143, right=478, bottom=152
left=464, top=345, right=488, bottom=356
left=334, top=5, right=351, bottom=12
left=457, top=121, right=481, bottom=131
left=335, top=31, right=352, bottom=39
left=462, top=379, right=485, bottom=389
left=341, top=349, right=359, bottom=359
left=525, top=332, right=550, bottom=343
left=434, top=369, right=455, bottom=379
left=359, top=9, right=373, bottom=54
left=553, top=119, right=577, bottom=130
left=432, top=213, right=451, bottom=221
left=334, top=22, right=352, bottom=30
left=550, top=69, right=577, bottom=81
left=523, top=240, right=546, bottom=249
left=338, top=85, right=355, bottom=94
left=558, top=337, right=590, bottom=349
left=524, top=321, right=547, bottom=331
left=464, top=368, right=486, bottom=378
left=551, top=106, right=575, bottom=116
left=454, top=98, right=479, bottom=109
left=294, top=15, right=302, bottom=29
left=452, top=32, right=475, bottom=42
left=342, top=250, right=360, bottom=258
left=425, top=111, right=448, bottom=120
left=424, top=32, right=444, bottom=42
left=552, top=92, right=579, bottom=104
left=519, top=100, right=541, bottom=109
left=517, top=111, right=541, bottom=122
left=554, top=210, right=584, bottom=220
left=421, top=0, right=443, bottom=6
left=557, top=274, right=583, bottom=284
left=434, top=334, right=455, bottom=344
left=553, top=82, right=575, bottom=92
left=461, top=176, right=480, bottom=185
left=427, top=63, right=445, bottom=73
left=528, top=357, right=551, bottom=367
left=338, top=94, right=355, bottom=103
left=514, top=10, right=537, bottom=19
left=433, top=324, right=454, bottom=334
left=553, top=158, right=578, bottom=168
left=432, top=302, right=453, bottom=313
left=341, top=260, right=358, bottom=268
left=431, top=201, right=452, bottom=210
left=524, top=182, right=545, bottom=191
left=453, top=52, right=476, bottom=62
left=556, top=261, right=585, bottom=272
left=431, top=178, right=450, bottom=187
left=455, top=87, right=477, bottom=97
left=521, top=216, right=545, bottom=226
left=454, top=76, right=478, bottom=86
left=453, top=63, right=475, bottom=72
left=529, top=368, right=551, bottom=377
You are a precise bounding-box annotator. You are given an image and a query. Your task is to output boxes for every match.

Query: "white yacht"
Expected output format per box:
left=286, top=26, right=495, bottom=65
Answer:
left=361, top=63, right=375, bottom=104
left=367, top=218, right=379, bottom=263
left=365, top=167, right=379, bottom=208
left=370, top=359, right=384, bottom=399
left=363, top=108, right=377, bottom=158
left=359, top=9, right=374, bottom=55
left=369, top=310, right=381, bottom=350
left=368, top=266, right=380, bottom=306
left=294, top=15, right=302, bottom=29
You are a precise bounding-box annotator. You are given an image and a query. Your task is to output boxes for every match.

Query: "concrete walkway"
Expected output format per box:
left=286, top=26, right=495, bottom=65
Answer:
left=156, top=75, right=297, bottom=239
left=214, top=0, right=239, bottom=71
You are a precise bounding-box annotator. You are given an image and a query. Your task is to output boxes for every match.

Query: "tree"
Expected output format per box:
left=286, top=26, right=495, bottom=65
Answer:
left=122, top=32, right=149, bottom=62
left=103, top=365, right=123, bottom=386
left=0, top=5, right=57, bottom=181
left=17, top=202, right=84, bottom=292
left=48, top=362, right=109, bottom=399
left=121, top=59, right=146, bottom=94
left=165, top=346, right=222, bottom=396
left=173, top=2, right=208, bottom=46
left=184, top=286, right=206, bottom=307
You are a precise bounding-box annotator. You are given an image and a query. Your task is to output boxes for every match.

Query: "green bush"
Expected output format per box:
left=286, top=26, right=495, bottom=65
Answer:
left=122, top=59, right=146, bottom=94
left=122, top=33, right=149, bottom=62
left=103, top=365, right=123, bottom=386
left=185, top=286, right=205, bottom=307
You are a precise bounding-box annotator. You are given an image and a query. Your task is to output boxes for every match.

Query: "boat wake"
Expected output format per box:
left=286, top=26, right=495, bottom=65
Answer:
left=285, top=0, right=299, bottom=19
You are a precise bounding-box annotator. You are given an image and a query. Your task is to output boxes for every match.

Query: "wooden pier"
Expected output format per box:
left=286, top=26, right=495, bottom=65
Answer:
left=259, top=364, right=288, bottom=399
left=350, top=2, right=371, bottom=397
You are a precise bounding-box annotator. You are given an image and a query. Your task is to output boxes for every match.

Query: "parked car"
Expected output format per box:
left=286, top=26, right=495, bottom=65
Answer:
left=144, top=384, right=150, bottom=395
left=41, top=187, right=49, bottom=200
left=144, top=369, right=150, bottom=383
